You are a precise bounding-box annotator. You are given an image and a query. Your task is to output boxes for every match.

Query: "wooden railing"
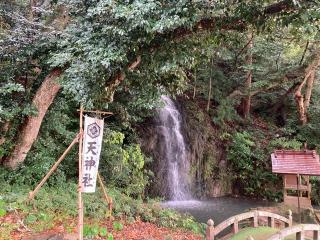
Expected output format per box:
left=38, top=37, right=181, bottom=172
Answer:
left=206, top=210, right=292, bottom=240
left=266, top=224, right=320, bottom=240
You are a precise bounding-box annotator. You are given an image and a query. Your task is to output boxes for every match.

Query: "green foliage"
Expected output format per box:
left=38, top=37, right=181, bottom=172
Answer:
left=230, top=226, right=279, bottom=240
left=83, top=224, right=113, bottom=239
left=270, top=137, right=302, bottom=150
left=100, top=129, right=150, bottom=197
left=228, top=131, right=255, bottom=177
left=0, top=94, right=78, bottom=186
left=227, top=131, right=281, bottom=200
left=25, top=214, right=38, bottom=224
left=83, top=224, right=100, bottom=238
left=107, top=233, right=114, bottom=240
left=212, top=99, right=240, bottom=126
left=112, top=221, right=123, bottom=231
left=99, top=227, right=108, bottom=237
left=0, top=199, right=6, bottom=217
left=0, top=182, right=201, bottom=238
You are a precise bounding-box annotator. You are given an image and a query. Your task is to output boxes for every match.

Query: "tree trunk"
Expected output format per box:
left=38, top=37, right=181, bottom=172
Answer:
left=193, top=71, right=197, bottom=100
left=294, top=49, right=320, bottom=125
left=3, top=56, right=140, bottom=169
left=4, top=68, right=62, bottom=169
left=295, top=71, right=315, bottom=125
left=29, top=0, right=36, bottom=21
left=304, top=70, right=315, bottom=110
left=294, top=88, right=307, bottom=125
left=242, top=32, right=253, bottom=118
left=206, top=76, right=212, bottom=112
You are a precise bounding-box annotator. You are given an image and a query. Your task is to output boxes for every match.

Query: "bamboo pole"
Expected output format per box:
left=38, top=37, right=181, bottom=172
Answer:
left=78, top=106, right=84, bottom=240
left=97, top=173, right=113, bottom=219
left=28, top=134, right=80, bottom=200
left=77, top=109, right=113, bottom=115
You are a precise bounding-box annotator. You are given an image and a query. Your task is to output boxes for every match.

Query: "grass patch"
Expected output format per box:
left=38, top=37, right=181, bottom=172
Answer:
left=231, top=227, right=311, bottom=240
left=0, top=182, right=204, bottom=239
left=231, top=227, right=278, bottom=240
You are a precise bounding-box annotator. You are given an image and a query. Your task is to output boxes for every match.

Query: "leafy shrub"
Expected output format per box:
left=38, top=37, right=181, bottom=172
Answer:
left=83, top=224, right=100, bottom=238
left=100, top=129, right=150, bottom=198
left=270, top=137, right=302, bottom=150
left=112, top=221, right=123, bottom=231
left=212, top=99, right=240, bottom=126
left=99, top=227, right=108, bottom=237
left=227, top=131, right=281, bottom=200
left=310, top=176, right=320, bottom=205
left=0, top=199, right=6, bottom=217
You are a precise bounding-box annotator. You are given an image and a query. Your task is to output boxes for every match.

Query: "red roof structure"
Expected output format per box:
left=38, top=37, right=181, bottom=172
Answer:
left=271, top=150, right=320, bottom=176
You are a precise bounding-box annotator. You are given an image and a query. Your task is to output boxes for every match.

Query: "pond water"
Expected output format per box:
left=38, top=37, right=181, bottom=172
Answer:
left=162, top=197, right=273, bottom=224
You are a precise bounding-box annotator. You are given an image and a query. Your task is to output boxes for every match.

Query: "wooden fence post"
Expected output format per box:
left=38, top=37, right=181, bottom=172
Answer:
left=288, top=210, right=293, bottom=227
left=253, top=210, right=258, bottom=227
left=206, top=219, right=215, bottom=240
left=296, top=231, right=304, bottom=240
left=268, top=217, right=275, bottom=228
left=233, top=217, right=239, bottom=234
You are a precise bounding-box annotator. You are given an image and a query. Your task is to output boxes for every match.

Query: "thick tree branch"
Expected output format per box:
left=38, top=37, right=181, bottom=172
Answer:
left=105, top=56, right=142, bottom=102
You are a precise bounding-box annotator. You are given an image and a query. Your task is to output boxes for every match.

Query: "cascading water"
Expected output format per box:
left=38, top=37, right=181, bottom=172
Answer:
left=157, top=97, right=269, bottom=226
left=158, top=96, right=191, bottom=200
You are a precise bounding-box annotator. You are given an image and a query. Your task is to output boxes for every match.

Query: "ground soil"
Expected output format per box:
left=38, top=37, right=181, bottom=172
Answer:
left=0, top=213, right=203, bottom=240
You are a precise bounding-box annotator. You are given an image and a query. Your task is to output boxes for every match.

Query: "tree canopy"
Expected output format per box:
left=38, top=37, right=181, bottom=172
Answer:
left=0, top=0, right=319, bottom=184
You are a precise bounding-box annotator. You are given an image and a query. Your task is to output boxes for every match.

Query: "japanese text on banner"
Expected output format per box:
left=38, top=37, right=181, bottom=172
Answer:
left=82, top=116, right=104, bottom=193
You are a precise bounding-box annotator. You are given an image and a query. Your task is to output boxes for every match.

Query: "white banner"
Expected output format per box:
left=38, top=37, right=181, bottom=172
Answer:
left=81, top=116, right=104, bottom=193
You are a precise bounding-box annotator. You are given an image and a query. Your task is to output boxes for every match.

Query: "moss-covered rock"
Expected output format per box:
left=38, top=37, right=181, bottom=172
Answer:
left=179, top=97, right=232, bottom=198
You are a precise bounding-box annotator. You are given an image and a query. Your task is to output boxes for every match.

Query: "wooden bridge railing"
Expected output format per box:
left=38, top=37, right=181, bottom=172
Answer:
left=206, top=210, right=292, bottom=240
left=265, top=224, right=320, bottom=240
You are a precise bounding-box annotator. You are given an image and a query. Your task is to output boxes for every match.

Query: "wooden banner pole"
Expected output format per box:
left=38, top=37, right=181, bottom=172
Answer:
left=28, top=134, right=80, bottom=201
left=78, top=106, right=84, bottom=240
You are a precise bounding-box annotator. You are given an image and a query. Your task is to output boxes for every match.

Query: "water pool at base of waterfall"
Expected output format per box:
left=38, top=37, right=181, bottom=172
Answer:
left=161, top=197, right=272, bottom=224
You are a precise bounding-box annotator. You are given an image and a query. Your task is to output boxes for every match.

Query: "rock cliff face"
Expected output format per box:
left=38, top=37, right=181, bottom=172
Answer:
left=138, top=97, right=232, bottom=199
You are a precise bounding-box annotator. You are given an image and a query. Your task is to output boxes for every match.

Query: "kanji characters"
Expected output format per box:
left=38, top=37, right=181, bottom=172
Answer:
left=84, top=156, right=96, bottom=171
left=86, top=141, right=97, bottom=155
left=82, top=173, right=93, bottom=187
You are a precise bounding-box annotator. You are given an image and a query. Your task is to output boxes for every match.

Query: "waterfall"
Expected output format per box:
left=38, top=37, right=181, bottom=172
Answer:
left=158, top=96, right=191, bottom=201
